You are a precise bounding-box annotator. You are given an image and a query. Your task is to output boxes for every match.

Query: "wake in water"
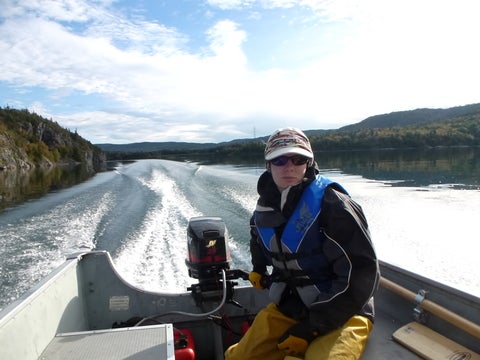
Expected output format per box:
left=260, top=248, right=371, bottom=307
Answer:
left=113, top=165, right=202, bottom=291
left=0, top=160, right=259, bottom=309
left=112, top=161, right=258, bottom=292
left=2, top=158, right=479, bottom=311
left=0, top=175, right=117, bottom=308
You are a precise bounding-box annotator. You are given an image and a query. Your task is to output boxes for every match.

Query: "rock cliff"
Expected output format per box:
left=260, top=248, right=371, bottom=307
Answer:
left=0, top=107, right=106, bottom=172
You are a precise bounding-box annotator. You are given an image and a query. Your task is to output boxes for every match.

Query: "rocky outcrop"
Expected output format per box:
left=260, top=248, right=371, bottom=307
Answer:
left=0, top=132, right=33, bottom=170
left=0, top=107, right=106, bottom=173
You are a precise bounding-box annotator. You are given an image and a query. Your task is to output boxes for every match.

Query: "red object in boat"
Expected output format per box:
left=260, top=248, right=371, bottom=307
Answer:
left=174, top=328, right=196, bottom=360
left=241, top=321, right=250, bottom=335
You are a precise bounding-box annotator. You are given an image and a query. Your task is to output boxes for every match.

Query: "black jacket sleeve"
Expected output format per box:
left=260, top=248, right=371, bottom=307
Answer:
left=308, top=187, right=380, bottom=333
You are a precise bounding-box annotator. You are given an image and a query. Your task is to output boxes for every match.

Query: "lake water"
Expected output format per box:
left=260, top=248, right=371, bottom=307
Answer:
left=0, top=148, right=479, bottom=311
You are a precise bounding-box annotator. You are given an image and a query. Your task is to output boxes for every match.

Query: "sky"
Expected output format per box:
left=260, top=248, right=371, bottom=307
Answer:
left=1, top=0, right=480, bottom=144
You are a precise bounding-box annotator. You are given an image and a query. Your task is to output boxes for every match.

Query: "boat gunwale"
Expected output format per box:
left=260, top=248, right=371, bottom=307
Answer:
left=0, top=253, right=81, bottom=326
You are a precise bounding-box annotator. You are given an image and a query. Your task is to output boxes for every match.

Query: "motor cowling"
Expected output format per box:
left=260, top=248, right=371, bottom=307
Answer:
left=185, top=216, right=231, bottom=281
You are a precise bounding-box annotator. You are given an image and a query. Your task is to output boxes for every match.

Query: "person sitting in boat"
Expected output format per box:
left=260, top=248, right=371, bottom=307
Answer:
left=225, top=127, right=380, bottom=360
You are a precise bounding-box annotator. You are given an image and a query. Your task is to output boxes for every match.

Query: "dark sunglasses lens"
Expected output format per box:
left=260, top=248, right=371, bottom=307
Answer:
left=271, top=155, right=309, bottom=166
left=291, top=156, right=309, bottom=165
left=271, top=156, right=289, bottom=166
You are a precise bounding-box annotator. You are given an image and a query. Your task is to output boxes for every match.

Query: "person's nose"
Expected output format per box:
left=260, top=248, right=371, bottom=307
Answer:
left=284, top=159, right=295, bottom=168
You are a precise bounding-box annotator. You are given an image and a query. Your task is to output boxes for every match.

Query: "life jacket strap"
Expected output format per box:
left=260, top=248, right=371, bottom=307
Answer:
left=271, top=270, right=316, bottom=287
left=268, top=247, right=322, bottom=261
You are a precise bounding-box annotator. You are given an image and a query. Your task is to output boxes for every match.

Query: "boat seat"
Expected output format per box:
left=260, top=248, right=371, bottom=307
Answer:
left=39, top=324, right=175, bottom=360
left=393, top=321, right=480, bottom=360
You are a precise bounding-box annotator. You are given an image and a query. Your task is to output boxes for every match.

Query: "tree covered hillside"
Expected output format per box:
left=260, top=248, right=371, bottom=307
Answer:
left=309, top=113, right=480, bottom=150
left=104, top=110, right=480, bottom=161
left=0, top=107, right=105, bottom=172
left=339, top=103, right=480, bottom=131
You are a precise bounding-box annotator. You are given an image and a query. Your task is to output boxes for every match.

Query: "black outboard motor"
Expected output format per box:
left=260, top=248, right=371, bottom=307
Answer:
left=186, top=216, right=231, bottom=280
left=186, top=216, right=248, bottom=305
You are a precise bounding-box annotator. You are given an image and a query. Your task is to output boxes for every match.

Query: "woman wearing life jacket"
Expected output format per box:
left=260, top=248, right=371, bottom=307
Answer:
left=225, top=127, right=380, bottom=360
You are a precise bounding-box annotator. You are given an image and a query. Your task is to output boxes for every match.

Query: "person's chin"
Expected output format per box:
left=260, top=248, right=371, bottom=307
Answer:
left=282, top=178, right=300, bottom=186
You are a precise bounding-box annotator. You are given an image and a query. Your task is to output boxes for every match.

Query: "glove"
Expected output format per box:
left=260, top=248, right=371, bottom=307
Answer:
left=248, top=272, right=265, bottom=289
left=277, top=321, right=319, bottom=356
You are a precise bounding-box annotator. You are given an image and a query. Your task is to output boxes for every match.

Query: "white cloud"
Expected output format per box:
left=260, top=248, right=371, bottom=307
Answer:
left=0, top=0, right=104, bottom=22
left=207, top=0, right=255, bottom=10
left=207, top=0, right=354, bottom=15
left=55, top=110, right=246, bottom=143
left=1, top=0, right=480, bottom=143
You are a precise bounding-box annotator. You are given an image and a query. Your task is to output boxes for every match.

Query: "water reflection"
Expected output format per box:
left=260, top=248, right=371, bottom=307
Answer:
left=315, top=147, right=480, bottom=189
left=0, top=161, right=138, bottom=211
left=1, top=148, right=478, bottom=211
left=194, top=147, right=480, bottom=190
left=0, top=165, right=94, bottom=211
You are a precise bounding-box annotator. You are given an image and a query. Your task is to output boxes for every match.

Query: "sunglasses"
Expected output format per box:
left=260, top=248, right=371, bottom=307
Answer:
left=270, top=155, right=310, bottom=166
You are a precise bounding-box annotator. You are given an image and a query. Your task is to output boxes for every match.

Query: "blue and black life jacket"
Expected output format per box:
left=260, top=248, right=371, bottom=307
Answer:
left=254, top=175, right=348, bottom=306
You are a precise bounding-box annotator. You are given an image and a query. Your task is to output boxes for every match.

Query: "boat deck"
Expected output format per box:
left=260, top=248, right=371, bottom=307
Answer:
left=363, top=308, right=421, bottom=359
left=3, top=252, right=477, bottom=360
left=38, top=310, right=421, bottom=360
left=40, top=324, right=175, bottom=360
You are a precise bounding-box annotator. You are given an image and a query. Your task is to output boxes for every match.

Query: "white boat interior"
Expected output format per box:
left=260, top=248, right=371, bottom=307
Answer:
left=1, top=215, right=479, bottom=360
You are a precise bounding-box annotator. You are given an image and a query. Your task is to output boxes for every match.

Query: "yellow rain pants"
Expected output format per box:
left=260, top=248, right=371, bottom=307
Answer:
left=224, top=303, right=373, bottom=360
